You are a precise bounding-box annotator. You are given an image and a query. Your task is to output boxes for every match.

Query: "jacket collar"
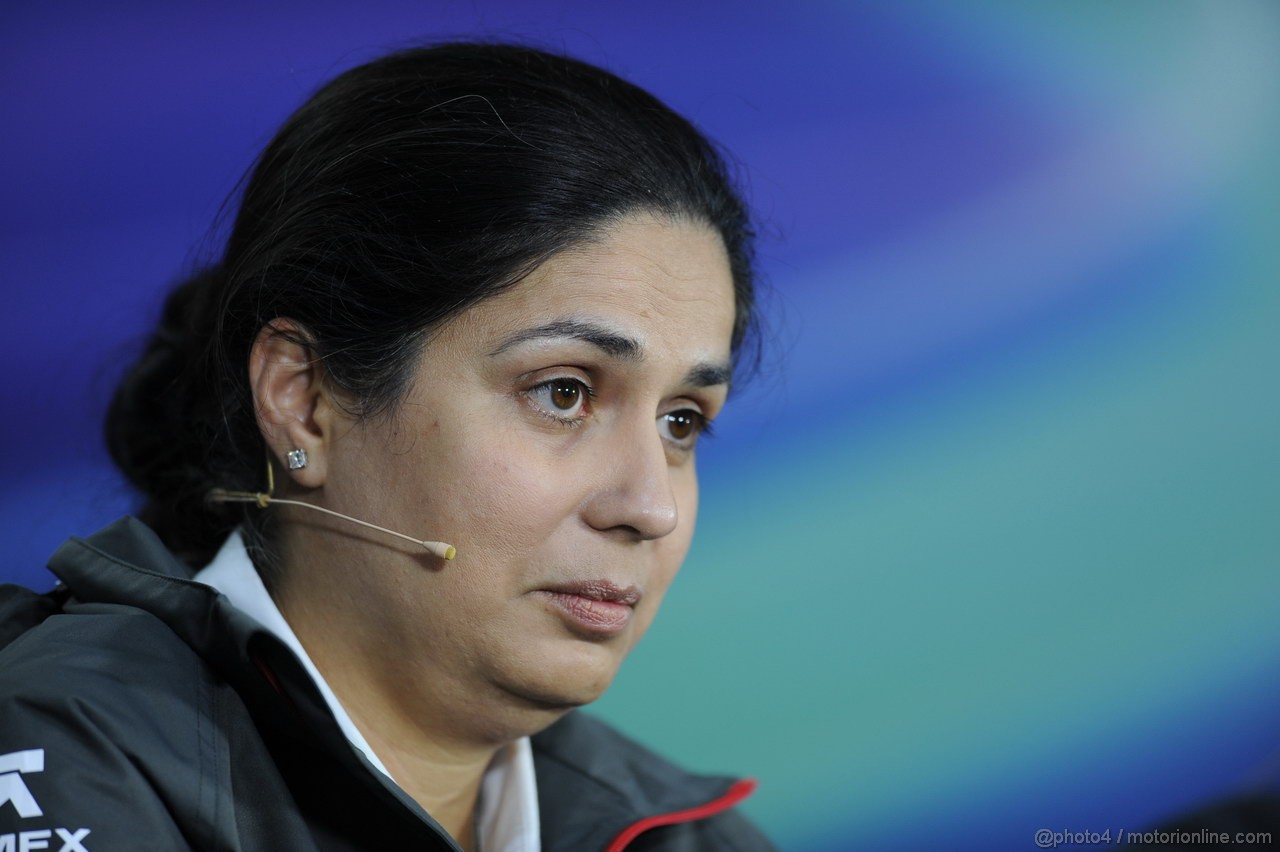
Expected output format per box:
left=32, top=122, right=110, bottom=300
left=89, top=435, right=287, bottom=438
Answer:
left=47, top=516, right=262, bottom=688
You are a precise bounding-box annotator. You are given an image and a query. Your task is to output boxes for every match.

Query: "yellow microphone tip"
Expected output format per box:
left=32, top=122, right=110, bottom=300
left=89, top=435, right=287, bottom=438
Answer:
left=444, top=545, right=457, bottom=561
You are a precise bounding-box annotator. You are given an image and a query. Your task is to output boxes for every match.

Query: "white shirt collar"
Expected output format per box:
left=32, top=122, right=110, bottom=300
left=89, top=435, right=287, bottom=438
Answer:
left=195, top=531, right=541, bottom=851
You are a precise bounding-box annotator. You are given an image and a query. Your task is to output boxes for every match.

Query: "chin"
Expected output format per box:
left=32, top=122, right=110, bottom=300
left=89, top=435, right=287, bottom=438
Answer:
left=502, top=639, right=626, bottom=712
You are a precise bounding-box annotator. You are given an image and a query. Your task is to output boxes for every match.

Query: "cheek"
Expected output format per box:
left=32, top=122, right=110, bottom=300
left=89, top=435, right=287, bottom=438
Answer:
left=380, top=433, right=575, bottom=639
left=432, top=430, right=577, bottom=568
left=671, top=465, right=699, bottom=566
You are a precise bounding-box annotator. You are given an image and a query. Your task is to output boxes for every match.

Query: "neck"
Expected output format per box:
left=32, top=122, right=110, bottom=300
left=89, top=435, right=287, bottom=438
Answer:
left=352, top=707, right=495, bottom=852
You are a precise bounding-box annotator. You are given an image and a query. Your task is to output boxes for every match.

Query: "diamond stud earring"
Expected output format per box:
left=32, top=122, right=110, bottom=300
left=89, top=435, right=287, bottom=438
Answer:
left=286, top=448, right=308, bottom=470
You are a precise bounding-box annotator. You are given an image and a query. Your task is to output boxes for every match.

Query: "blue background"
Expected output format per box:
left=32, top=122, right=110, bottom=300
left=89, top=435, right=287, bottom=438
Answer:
left=3, top=2, right=1278, bottom=849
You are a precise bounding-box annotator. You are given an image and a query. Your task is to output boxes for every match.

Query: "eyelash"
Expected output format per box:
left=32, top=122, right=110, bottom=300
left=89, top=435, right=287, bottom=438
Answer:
left=523, top=377, right=715, bottom=448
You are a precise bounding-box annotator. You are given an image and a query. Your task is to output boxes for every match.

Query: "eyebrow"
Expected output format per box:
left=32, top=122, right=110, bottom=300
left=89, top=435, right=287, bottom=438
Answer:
left=489, top=318, right=732, bottom=389
left=488, top=319, right=643, bottom=360
left=684, top=362, right=732, bottom=389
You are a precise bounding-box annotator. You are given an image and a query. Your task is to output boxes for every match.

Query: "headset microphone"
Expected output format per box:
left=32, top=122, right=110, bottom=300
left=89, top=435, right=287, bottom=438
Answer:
left=206, top=462, right=456, bottom=560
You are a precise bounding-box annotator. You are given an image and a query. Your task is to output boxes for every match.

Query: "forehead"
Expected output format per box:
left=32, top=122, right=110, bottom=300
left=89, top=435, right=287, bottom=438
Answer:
left=449, top=214, right=737, bottom=359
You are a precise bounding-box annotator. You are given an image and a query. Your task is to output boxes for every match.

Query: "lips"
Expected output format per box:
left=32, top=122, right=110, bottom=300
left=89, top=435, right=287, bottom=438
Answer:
left=536, top=580, right=642, bottom=636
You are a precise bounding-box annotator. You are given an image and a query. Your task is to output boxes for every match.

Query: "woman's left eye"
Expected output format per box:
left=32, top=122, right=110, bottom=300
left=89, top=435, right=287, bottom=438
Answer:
left=526, top=378, right=592, bottom=423
left=658, top=409, right=712, bottom=447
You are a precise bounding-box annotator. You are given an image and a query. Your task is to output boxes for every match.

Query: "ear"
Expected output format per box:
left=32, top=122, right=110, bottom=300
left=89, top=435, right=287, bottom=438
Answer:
left=249, top=319, right=345, bottom=489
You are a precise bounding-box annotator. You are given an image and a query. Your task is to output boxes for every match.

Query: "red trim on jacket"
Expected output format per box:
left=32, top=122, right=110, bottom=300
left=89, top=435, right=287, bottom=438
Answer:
left=605, top=778, right=758, bottom=851
left=253, top=655, right=284, bottom=696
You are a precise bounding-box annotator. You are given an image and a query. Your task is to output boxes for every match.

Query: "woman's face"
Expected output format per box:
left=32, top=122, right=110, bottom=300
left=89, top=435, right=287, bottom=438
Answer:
left=292, top=214, right=737, bottom=734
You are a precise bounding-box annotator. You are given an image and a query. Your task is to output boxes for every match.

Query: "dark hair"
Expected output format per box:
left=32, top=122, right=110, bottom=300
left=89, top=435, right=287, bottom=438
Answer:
left=105, top=42, right=758, bottom=585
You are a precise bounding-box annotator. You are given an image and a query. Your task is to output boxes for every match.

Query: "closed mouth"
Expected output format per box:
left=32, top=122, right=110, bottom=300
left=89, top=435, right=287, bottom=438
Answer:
left=539, top=580, right=641, bottom=606
left=534, top=580, right=642, bottom=636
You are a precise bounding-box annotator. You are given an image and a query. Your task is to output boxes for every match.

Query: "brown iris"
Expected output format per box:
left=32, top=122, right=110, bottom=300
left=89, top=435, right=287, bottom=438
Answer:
left=549, top=380, right=581, bottom=410
left=665, top=412, right=695, bottom=440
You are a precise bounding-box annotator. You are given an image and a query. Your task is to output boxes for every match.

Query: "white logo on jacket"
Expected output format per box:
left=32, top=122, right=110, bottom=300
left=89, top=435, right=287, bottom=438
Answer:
left=0, top=750, right=92, bottom=851
left=0, top=751, right=43, bottom=819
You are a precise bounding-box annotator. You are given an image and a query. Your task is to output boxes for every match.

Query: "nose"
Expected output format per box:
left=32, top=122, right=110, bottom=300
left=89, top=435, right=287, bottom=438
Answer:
left=582, top=420, right=679, bottom=541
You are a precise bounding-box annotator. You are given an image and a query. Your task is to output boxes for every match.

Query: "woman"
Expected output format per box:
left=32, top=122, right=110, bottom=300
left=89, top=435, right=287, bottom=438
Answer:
left=0, top=42, right=772, bottom=850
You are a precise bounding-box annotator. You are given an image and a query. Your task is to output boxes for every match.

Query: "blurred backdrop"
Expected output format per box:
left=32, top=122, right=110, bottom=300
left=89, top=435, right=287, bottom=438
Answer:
left=2, top=2, right=1278, bottom=849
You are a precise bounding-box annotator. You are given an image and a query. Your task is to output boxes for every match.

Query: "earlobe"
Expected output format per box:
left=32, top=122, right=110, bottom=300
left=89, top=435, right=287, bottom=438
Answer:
left=248, top=319, right=332, bottom=489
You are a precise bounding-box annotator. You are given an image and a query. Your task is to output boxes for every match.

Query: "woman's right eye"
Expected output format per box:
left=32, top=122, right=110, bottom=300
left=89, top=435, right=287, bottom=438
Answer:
left=526, top=378, right=592, bottom=424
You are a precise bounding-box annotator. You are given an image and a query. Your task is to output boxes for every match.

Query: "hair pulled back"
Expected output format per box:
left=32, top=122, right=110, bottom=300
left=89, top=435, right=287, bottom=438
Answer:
left=105, top=42, right=757, bottom=582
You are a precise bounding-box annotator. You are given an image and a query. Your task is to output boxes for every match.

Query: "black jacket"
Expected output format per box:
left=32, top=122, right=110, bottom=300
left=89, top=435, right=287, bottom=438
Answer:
left=0, top=518, right=774, bottom=851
